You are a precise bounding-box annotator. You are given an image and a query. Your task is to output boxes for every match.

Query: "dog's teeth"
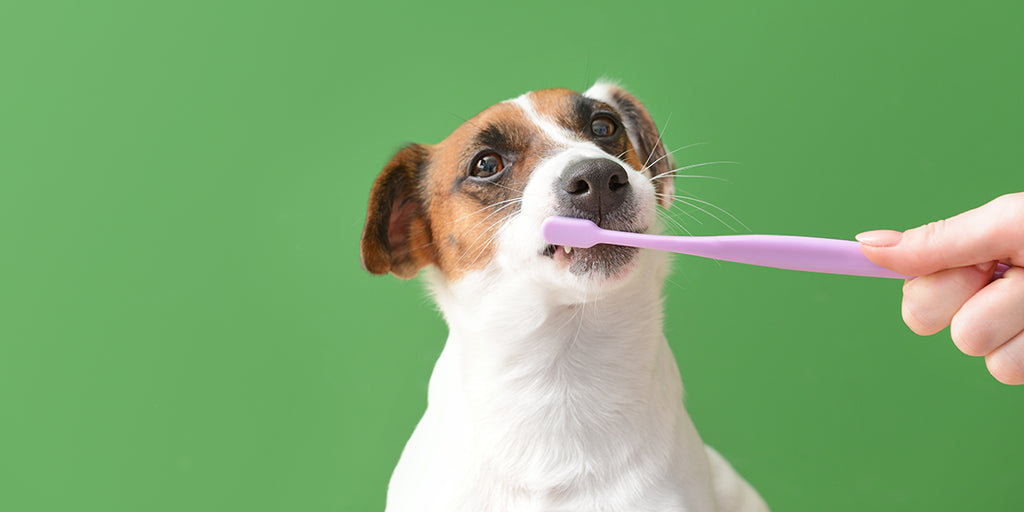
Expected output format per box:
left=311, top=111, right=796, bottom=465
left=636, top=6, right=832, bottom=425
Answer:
left=564, top=246, right=573, bottom=254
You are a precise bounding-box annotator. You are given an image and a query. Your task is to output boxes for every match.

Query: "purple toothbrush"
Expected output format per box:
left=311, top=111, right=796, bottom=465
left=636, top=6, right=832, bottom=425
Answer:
left=541, top=216, right=1009, bottom=280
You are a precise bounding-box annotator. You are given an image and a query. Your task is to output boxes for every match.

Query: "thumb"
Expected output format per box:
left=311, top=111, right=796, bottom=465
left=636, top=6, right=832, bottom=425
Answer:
left=856, top=193, right=1024, bottom=277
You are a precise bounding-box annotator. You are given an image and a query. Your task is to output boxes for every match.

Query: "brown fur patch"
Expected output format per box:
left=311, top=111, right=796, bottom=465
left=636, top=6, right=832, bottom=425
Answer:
left=420, top=101, right=543, bottom=280
left=360, top=144, right=436, bottom=279
left=361, top=87, right=670, bottom=280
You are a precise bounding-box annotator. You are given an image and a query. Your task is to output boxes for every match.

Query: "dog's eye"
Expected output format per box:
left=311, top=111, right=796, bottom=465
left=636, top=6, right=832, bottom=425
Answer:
left=470, top=153, right=504, bottom=179
left=590, top=115, right=617, bottom=138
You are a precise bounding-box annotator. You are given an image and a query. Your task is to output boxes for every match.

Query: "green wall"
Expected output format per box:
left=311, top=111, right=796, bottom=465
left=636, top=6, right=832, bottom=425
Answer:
left=3, top=1, right=1021, bottom=510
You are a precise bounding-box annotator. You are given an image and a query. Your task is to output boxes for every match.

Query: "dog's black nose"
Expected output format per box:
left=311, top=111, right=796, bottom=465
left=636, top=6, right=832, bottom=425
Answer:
left=559, top=158, right=630, bottom=217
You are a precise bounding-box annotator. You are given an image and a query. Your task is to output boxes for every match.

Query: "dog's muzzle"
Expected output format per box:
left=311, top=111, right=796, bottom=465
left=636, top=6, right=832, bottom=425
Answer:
left=544, top=158, right=645, bottom=278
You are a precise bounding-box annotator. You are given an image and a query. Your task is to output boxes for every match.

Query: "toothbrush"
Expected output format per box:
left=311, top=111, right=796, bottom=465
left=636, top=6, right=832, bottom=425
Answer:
left=541, top=216, right=1009, bottom=280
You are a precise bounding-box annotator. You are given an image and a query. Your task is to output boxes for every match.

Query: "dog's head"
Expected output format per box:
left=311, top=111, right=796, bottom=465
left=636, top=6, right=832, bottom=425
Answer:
left=360, top=82, right=675, bottom=292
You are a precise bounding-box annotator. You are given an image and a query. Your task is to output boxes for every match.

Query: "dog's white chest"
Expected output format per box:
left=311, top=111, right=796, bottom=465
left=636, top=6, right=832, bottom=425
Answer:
left=382, top=288, right=761, bottom=512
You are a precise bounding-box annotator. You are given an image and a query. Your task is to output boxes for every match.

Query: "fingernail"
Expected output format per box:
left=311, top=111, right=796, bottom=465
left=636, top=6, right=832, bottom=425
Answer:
left=975, top=261, right=997, bottom=273
left=855, top=230, right=903, bottom=247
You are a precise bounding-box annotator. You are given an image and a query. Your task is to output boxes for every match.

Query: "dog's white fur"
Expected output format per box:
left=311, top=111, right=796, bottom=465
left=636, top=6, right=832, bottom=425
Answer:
left=383, top=83, right=767, bottom=511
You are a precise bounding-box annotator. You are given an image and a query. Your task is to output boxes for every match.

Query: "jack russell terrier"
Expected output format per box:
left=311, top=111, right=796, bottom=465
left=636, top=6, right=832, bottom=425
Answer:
left=360, top=82, right=768, bottom=511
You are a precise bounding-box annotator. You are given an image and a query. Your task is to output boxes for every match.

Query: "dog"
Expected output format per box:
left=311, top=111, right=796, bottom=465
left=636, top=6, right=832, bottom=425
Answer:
left=360, top=81, right=768, bottom=511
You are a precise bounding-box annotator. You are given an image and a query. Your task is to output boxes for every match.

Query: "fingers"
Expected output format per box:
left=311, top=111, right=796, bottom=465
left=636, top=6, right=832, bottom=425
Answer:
left=958, top=267, right=1024, bottom=385
left=949, top=266, right=1024, bottom=357
left=858, top=193, right=1024, bottom=384
left=985, top=331, right=1024, bottom=385
left=900, top=265, right=995, bottom=335
left=858, top=192, right=1024, bottom=277
left=905, top=265, right=1024, bottom=385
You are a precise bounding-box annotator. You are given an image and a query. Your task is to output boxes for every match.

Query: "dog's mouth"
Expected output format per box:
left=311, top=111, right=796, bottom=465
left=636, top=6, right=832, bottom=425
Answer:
left=541, top=244, right=570, bottom=259
left=541, top=223, right=645, bottom=278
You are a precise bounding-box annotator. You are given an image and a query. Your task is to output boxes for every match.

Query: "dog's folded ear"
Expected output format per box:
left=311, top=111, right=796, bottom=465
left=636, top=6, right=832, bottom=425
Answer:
left=584, top=81, right=675, bottom=208
left=360, top=143, right=436, bottom=279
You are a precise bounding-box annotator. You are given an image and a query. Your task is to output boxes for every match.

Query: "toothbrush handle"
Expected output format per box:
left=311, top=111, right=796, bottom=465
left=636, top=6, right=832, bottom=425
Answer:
left=597, top=228, right=1011, bottom=280
left=601, top=231, right=910, bottom=278
left=694, top=234, right=908, bottom=278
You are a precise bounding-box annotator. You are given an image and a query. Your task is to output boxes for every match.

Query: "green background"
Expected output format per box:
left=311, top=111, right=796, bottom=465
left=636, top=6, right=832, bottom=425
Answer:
left=2, top=0, right=1021, bottom=510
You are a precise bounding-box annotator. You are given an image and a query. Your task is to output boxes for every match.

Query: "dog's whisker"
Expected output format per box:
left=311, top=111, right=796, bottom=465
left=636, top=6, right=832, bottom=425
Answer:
left=480, top=179, right=526, bottom=194
left=659, top=204, right=702, bottom=227
left=646, top=142, right=708, bottom=170
left=669, top=196, right=735, bottom=232
left=406, top=196, right=523, bottom=255
left=462, top=211, right=519, bottom=270
left=462, top=199, right=522, bottom=238
left=656, top=209, right=694, bottom=236
left=461, top=198, right=523, bottom=231
left=447, top=111, right=471, bottom=125
left=454, top=222, right=502, bottom=269
left=659, top=203, right=701, bottom=228
left=568, top=282, right=588, bottom=354
left=673, top=194, right=749, bottom=232
left=441, top=197, right=524, bottom=226
left=641, top=114, right=672, bottom=171
left=660, top=174, right=732, bottom=183
left=451, top=202, right=523, bottom=267
left=661, top=193, right=747, bottom=233
left=405, top=199, right=523, bottom=254
left=463, top=231, right=500, bottom=270
left=649, top=161, right=738, bottom=183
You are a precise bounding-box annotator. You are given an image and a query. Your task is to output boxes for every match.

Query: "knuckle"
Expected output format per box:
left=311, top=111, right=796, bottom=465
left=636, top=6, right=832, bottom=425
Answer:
left=991, top=193, right=1024, bottom=237
left=991, top=192, right=1024, bottom=212
left=903, top=220, right=945, bottom=252
left=902, top=221, right=950, bottom=269
left=922, top=219, right=947, bottom=237
left=921, top=219, right=948, bottom=243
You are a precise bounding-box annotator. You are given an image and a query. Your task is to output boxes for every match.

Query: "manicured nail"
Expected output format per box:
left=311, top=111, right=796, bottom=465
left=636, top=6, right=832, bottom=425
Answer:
left=855, top=230, right=903, bottom=247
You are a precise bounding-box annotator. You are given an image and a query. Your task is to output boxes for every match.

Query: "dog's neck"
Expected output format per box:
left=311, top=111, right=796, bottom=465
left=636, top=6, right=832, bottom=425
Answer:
left=420, top=253, right=695, bottom=496
left=425, top=253, right=673, bottom=393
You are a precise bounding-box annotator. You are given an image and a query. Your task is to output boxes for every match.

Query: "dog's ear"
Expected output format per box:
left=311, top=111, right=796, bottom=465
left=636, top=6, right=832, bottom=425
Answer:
left=360, top=143, right=436, bottom=279
left=584, top=81, right=675, bottom=208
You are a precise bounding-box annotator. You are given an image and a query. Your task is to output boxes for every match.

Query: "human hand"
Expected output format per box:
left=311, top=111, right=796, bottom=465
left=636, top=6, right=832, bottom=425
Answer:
left=856, top=192, right=1024, bottom=384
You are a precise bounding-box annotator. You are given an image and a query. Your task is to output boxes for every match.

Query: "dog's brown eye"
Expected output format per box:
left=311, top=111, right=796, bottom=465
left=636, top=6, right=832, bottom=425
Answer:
left=591, top=115, right=617, bottom=138
left=471, top=153, right=504, bottom=179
